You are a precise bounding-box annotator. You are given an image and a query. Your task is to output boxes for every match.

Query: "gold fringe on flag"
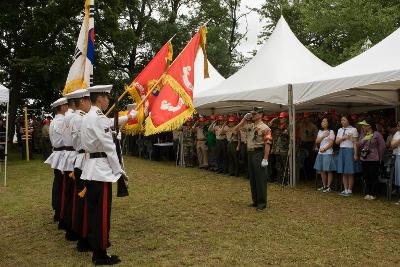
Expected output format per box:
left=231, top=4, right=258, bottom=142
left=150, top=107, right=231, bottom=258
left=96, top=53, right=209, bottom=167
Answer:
left=162, top=75, right=194, bottom=110
left=144, top=107, right=195, bottom=136
left=199, top=26, right=209, bottom=78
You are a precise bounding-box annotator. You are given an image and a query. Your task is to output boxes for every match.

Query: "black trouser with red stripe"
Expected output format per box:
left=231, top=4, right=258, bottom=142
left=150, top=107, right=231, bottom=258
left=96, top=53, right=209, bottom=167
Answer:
left=73, top=168, right=89, bottom=240
left=87, top=180, right=112, bottom=251
left=52, top=169, right=63, bottom=221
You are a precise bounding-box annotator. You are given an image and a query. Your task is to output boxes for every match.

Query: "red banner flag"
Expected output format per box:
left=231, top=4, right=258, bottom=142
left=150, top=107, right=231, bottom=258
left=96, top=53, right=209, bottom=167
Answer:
left=122, top=41, right=173, bottom=134
left=145, top=27, right=208, bottom=135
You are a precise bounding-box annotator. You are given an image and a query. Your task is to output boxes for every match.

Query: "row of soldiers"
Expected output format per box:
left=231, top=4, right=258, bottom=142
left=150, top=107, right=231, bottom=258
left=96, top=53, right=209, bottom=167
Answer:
left=45, top=86, right=137, bottom=265
left=174, top=111, right=291, bottom=184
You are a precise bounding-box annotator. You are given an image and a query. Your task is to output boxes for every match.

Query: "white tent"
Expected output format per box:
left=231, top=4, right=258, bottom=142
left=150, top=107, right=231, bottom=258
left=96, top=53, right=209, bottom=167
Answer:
left=194, top=16, right=332, bottom=114
left=0, top=84, right=9, bottom=187
left=293, top=26, right=400, bottom=111
left=193, top=49, right=225, bottom=98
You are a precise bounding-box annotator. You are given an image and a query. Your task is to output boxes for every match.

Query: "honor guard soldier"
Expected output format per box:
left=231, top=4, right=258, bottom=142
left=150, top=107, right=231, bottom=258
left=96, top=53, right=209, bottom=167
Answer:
left=194, top=117, right=208, bottom=169
left=81, top=85, right=137, bottom=265
left=234, top=107, right=272, bottom=210
left=45, top=97, right=68, bottom=225
left=66, top=89, right=92, bottom=252
left=209, top=115, right=229, bottom=173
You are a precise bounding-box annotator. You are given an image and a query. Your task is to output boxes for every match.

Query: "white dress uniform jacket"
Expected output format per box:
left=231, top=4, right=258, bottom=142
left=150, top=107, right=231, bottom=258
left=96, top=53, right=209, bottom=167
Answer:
left=44, top=114, right=65, bottom=170
left=60, top=109, right=78, bottom=171
left=80, top=106, right=122, bottom=183
left=71, top=110, right=86, bottom=170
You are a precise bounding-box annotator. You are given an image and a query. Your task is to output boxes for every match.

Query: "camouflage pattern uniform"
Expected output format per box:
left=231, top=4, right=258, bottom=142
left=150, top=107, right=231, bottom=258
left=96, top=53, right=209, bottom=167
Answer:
left=274, top=121, right=289, bottom=184
left=182, top=125, right=195, bottom=167
left=226, top=126, right=240, bottom=176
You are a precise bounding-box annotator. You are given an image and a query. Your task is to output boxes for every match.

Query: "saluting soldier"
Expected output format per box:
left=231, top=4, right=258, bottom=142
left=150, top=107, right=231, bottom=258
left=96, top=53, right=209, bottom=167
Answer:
left=44, top=97, right=68, bottom=225
left=194, top=116, right=209, bottom=169
left=209, top=115, right=229, bottom=173
left=207, top=115, right=218, bottom=171
left=81, top=85, right=136, bottom=265
left=234, top=107, right=272, bottom=210
left=67, top=89, right=92, bottom=252
left=225, top=116, right=240, bottom=176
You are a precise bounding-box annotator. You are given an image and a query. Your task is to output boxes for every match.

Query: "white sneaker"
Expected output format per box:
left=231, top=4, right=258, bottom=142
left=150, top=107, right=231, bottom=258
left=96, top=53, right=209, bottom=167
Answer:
left=395, top=200, right=400, bottom=205
left=317, top=186, right=325, bottom=191
left=323, top=187, right=331, bottom=193
left=370, top=196, right=376, bottom=200
left=339, top=190, right=347, bottom=196
left=364, top=195, right=371, bottom=200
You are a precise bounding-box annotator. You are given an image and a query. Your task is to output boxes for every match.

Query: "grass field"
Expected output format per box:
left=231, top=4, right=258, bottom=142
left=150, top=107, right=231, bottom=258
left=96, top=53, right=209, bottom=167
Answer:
left=1, top=153, right=400, bottom=266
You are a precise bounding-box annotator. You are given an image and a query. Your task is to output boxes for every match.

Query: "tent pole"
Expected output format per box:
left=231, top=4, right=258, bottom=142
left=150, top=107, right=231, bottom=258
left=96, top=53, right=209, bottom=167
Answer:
left=288, top=84, right=296, bottom=187
left=4, top=102, right=8, bottom=187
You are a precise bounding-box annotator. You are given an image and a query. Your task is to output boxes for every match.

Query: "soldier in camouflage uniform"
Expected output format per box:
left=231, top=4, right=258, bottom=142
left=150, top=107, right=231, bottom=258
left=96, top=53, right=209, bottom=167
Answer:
left=182, top=118, right=195, bottom=167
left=274, top=112, right=289, bottom=184
left=194, top=116, right=209, bottom=169
left=225, top=116, right=240, bottom=176
left=209, top=115, right=229, bottom=173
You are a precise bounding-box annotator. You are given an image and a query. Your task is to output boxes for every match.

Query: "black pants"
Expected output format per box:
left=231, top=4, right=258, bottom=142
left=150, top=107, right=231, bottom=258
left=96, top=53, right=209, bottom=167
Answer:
left=362, top=161, right=380, bottom=195
left=239, top=142, right=248, bottom=178
left=62, top=171, right=74, bottom=231
left=87, top=180, right=112, bottom=250
left=227, top=141, right=239, bottom=176
left=300, top=141, right=315, bottom=180
left=73, top=168, right=88, bottom=239
left=52, top=169, right=63, bottom=220
left=248, top=150, right=268, bottom=208
left=216, top=140, right=228, bottom=172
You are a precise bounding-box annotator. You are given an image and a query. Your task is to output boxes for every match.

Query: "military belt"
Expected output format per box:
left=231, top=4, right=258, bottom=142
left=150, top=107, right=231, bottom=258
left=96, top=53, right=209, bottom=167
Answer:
left=64, top=146, right=75, bottom=151
left=78, top=149, right=85, bottom=153
left=89, top=152, right=107, bottom=159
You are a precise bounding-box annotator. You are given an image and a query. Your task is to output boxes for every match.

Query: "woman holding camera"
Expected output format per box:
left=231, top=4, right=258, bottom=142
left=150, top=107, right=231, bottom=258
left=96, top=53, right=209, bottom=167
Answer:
left=358, top=119, right=385, bottom=200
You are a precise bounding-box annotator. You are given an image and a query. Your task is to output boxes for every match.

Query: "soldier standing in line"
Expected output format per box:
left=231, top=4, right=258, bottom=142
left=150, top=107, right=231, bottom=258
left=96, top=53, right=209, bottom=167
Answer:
left=207, top=115, right=218, bottom=171
left=194, top=116, right=209, bottom=169
left=225, top=116, right=240, bottom=176
left=234, top=107, right=272, bottom=210
left=67, top=89, right=92, bottom=252
left=274, top=112, right=289, bottom=184
left=44, top=98, right=68, bottom=225
left=209, top=115, right=229, bottom=173
left=238, top=115, right=252, bottom=178
left=81, top=85, right=137, bottom=265
left=182, top=118, right=195, bottom=167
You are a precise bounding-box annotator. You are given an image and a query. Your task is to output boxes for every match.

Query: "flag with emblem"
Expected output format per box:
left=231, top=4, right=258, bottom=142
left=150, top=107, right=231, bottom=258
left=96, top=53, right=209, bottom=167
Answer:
left=144, top=26, right=208, bottom=136
left=63, top=0, right=94, bottom=95
left=121, top=40, right=173, bottom=135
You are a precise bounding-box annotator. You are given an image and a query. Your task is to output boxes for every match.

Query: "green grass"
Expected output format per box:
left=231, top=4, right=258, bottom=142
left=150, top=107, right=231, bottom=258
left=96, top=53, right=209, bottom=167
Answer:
left=1, top=152, right=400, bottom=266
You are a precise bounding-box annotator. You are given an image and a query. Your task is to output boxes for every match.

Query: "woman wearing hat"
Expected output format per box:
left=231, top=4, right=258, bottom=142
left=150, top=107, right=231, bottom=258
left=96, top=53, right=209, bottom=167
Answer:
left=391, top=121, right=400, bottom=205
left=335, top=115, right=360, bottom=197
left=358, top=119, right=385, bottom=200
left=314, top=117, right=336, bottom=192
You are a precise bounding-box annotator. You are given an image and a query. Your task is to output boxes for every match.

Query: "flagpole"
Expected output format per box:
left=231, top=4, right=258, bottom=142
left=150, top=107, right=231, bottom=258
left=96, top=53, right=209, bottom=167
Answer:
left=105, top=34, right=177, bottom=116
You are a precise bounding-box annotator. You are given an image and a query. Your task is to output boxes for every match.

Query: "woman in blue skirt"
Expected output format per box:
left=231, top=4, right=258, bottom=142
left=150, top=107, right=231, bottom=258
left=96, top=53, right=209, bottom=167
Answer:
left=335, top=115, right=360, bottom=196
left=314, top=117, right=336, bottom=192
left=391, top=121, right=400, bottom=205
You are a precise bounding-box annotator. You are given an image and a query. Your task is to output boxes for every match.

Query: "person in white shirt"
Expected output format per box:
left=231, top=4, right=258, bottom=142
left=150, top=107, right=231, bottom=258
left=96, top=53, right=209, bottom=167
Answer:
left=314, top=117, right=336, bottom=192
left=81, top=85, right=137, bottom=265
left=44, top=97, right=68, bottom=225
left=390, top=121, right=400, bottom=205
left=335, top=115, right=361, bottom=197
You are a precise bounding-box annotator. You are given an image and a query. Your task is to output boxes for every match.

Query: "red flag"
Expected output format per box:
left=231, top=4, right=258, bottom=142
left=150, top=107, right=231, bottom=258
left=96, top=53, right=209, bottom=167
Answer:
left=145, top=27, right=208, bottom=135
left=122, top=41, right=173, bottom=134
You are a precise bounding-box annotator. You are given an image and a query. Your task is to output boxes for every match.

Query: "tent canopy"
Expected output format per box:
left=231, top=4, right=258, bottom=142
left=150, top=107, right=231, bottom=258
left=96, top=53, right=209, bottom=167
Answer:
left=193, top=49, right=225, bottom=98
left=293, top=25, right=400, bottom=111
left=194, top=16, right=331, bottom=113
left=0, top=85, right=9, bottom=103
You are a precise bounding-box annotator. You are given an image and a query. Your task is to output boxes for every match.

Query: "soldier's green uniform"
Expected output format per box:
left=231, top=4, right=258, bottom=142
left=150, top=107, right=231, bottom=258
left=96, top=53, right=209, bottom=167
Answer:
left=246, top=107, right=272, bottom=210
left=182, top=125, right=195, bottom=167
left=274, top=121, right=289, bottom=184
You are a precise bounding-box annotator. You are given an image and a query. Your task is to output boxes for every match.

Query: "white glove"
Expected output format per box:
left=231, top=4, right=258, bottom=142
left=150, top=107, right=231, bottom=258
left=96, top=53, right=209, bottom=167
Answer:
left=244, top=113, right=252, bottom=120
left=120, top=169, right=128, bottom=178
left=128, top=109, right=138, bottom=119
left=117, top=132, right=122, bottom=140
left=261, top=159, right=268, bottom=167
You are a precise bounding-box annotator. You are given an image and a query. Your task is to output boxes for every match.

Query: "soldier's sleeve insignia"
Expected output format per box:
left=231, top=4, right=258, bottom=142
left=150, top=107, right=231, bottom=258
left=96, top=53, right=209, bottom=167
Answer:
left=96, top=110, right=103, bottom=116
left=80, top=111, right=85, bottom=116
